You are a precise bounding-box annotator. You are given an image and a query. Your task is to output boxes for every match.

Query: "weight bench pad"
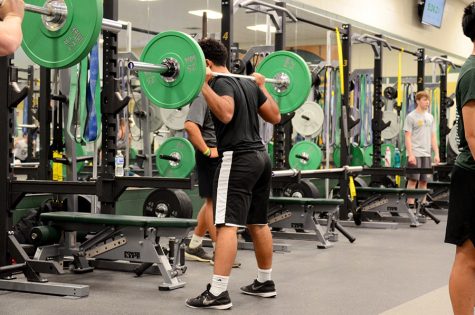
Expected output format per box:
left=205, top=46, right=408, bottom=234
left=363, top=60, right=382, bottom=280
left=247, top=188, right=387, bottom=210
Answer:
left=354, top=187, right=431, bottom=196
left=269, top=197, right=343, bottom=206
left=40, top=212, right=197, bottom=228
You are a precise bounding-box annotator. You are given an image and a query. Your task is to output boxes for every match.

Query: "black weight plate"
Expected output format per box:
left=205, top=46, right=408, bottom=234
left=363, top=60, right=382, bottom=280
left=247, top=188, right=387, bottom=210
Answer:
left=143, top=189, right=193, bottom=219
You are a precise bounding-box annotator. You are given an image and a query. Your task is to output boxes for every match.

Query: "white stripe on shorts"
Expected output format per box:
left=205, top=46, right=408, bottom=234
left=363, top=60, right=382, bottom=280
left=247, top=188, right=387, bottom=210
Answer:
left=215, top=151, right=233, bottom=225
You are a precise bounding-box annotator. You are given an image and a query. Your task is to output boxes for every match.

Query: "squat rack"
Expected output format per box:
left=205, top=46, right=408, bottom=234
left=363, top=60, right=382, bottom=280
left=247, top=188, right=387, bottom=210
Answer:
left=0, top=0, right=192, bottom=287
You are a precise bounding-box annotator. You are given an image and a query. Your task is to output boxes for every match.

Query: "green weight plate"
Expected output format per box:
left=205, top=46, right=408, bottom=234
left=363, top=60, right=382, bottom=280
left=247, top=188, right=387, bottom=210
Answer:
left=289, top=141, right=322, bottom=170
left=333, top=144, right=364, bottom=167
left=352, top=146, right=364, bottom=166
left=22, top=0, right=103, bottom=69
left=256, top=51, right=312, bottom=114
left=139, top=31, right=206, bottom=109
left=155, top=137, right=195, bottom=178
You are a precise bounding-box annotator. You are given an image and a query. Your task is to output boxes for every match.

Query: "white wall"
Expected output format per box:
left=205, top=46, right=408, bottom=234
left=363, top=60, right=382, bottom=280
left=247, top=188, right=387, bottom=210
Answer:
left=288, top=0, right=471, bottom=61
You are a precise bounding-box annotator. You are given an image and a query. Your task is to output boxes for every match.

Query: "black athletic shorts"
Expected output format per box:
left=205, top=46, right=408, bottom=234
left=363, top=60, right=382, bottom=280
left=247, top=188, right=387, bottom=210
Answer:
left=195, top=150, right=220, bottom=198
left=406, top=156, right=431, bottom=181
left=213, top=150, right=272, bottom=227
left=445, top=165, right=475, bottom=246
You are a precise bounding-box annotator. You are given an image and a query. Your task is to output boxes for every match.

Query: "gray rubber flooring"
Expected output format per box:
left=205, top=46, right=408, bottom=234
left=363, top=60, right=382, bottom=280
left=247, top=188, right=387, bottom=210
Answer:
left=0, top=215, right=453, bottom=315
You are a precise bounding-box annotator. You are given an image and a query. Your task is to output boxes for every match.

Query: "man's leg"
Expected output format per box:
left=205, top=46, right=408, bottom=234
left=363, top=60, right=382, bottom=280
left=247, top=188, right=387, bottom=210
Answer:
left=186, top=201, right=213, bottom=262
left=204, top=197, right=217, bottom=242
left=247, top=224, right=273, bottom=269
left=240, top=224, right=276, bottom=298
left=406, top=179, right=418, bottom=206
left=449, top=239, right=475, bottom=315
left=213, top=226, right=238, bottom=276
left=418, top=180, right=428, bottom=204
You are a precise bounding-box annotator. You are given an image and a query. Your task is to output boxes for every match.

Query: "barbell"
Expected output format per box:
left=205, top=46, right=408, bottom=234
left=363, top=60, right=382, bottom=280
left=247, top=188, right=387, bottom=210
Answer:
left=10, top=0, right=125, bottom=68
left=272, top=166, right=363, bottom=178
left=128, top=31, right=312, bottom=112
left=14, top=1, right=312, bottom=113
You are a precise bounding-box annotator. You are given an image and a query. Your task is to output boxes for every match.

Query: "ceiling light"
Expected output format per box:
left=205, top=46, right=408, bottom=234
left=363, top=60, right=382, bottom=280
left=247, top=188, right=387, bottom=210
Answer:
left=246, top=24, right=276, bottom=33
left=188, top=10, right=223, bottom=19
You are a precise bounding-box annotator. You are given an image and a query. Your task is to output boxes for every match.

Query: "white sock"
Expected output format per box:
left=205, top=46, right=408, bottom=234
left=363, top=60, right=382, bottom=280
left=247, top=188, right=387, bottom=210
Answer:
left=257, top=268, right=272, bottom=283
left=209, top=275, right=229, bottom=296
left=212, top=242, right=216, bottom=250
left=189, top=234, right=203, bottom=249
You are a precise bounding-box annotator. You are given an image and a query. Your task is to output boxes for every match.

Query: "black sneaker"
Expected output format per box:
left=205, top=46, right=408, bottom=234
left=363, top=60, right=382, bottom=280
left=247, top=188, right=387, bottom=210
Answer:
left=185, top=284, right=232, bottom=310
left=240, top=279, right=276, bottom=298
left=185, top=245, right=213, bottom=262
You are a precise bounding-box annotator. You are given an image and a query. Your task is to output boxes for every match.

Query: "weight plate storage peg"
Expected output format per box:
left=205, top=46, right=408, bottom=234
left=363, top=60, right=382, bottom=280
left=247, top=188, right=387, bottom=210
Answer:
left=289, top=141, right=323, bottom=170
left=155, top=137, right=196, bottom=178
left=292, top=101, right=324, bottom=137
left=138, top=31, right=206, bottom=109
left=256, top=51, right=312, bottom=114
left=22, top=0, right=103, bottom=69
left=143, top=189, right=193, bottom=218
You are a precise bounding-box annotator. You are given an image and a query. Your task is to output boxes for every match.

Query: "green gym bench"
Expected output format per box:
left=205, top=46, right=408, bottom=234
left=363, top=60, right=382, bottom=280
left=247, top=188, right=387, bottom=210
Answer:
left=32, top=212, right=197, bottom=291
left=353, top=187, right=435, bottom=227
left=268, top=197, right=348, bottom=249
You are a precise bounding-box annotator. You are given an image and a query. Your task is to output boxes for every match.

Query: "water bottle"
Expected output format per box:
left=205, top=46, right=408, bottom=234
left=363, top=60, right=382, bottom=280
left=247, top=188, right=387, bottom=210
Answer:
left=384, top=146, right=391, bottom=167
left=115, top=150, right=124, bottom=177
left=394, top=148, right=401, bottom=168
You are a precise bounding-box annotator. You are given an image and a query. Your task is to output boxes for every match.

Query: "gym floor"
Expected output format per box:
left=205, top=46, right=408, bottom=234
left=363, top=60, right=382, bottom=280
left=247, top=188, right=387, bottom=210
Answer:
left=0, top=216, right=452, bottom=315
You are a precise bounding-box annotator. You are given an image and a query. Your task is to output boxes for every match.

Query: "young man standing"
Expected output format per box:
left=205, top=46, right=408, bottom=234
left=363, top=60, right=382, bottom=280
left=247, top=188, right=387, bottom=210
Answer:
left=186, top=38, right=280, bottom=310
left=445, top=3, right=475, bottom=314
left=403, top=90, right=440, bottom=208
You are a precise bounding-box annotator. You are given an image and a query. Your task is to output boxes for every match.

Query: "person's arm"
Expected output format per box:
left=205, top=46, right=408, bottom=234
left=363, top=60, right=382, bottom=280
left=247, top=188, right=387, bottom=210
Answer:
left=462, top=101, right=475, bottom=160
left=0, top=0, right=24, bottom=56
left=431, top=131, right=440, bottom=164
left=201, top=68, right=234, bottom=124
left=252, top=72, right=281, bottom=125
left=184, top=121, right=209, bottom=154
left=405, top=130, right=416, bottom=165
left=0, top=15, right=22, bottom=55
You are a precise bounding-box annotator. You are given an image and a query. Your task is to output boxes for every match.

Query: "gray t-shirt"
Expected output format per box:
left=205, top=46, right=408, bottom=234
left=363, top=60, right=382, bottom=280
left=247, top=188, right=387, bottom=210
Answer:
left=403, top=110, right=435, bottom=157
left=186, top=94, right=217, bottom=147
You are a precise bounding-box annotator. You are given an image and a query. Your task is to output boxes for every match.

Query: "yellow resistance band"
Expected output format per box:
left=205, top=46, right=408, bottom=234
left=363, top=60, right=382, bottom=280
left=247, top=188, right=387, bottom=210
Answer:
left=397, top=49, right=403, bottom=108
left=336, top=27, right=345, bottom=95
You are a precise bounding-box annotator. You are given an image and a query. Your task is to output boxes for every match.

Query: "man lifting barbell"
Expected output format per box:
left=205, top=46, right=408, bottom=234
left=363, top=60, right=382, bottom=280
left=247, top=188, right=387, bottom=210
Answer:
left=0, top=0, right=24, bottom=56
left=185, top=38, right=281, bottom=310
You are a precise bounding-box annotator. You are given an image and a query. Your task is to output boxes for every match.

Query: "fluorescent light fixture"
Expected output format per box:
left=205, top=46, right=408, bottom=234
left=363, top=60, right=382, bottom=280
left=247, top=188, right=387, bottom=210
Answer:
left=188, top=10, right=222, bottom=19
left=246, top=24, right=276, bottom=33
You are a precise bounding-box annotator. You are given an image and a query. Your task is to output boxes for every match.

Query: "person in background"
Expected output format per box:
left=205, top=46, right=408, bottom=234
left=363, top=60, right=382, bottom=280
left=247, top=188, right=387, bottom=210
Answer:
left=0, top=0, right=24, bottom=56
left=403, top=90, right=439, bottom=209
left=445, top=3, right=475, bottom=314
